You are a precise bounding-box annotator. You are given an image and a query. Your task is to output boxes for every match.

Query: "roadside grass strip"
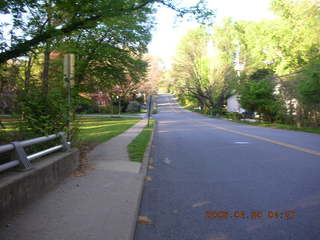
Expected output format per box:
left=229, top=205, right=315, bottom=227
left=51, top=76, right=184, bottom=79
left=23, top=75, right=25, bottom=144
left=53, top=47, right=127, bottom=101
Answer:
left=230, top=120, right=320, bottom=135
left=128, top=120, right=155, bottom=162
left=182, top=104, right=320, bottom=135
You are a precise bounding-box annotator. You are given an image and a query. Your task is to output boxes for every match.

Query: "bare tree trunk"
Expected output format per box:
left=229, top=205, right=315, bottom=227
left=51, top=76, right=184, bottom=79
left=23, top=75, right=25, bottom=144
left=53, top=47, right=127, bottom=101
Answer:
left=296, top=103, right=302, bottom=128
left=197, top=96, right=206, bottom=111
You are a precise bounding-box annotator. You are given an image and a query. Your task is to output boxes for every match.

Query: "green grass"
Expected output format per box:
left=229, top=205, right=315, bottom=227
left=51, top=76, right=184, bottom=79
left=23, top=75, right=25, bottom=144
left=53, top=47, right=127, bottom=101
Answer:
left=0, top=117, right=140, bottom=145
left=120, top=111, right=146, bottom=115
left=230, top=119, right=320, bottom=134
left=181, top=104, right=320, bottom=135
left=77, top=117, right=140, bottom=144
left=128, top=120, right=155, bottom=162
left=77, top=111, right=146, bottom=116
left=0, top=117, right=19, bottom=132
left=0, top=117, right=140, bottom=165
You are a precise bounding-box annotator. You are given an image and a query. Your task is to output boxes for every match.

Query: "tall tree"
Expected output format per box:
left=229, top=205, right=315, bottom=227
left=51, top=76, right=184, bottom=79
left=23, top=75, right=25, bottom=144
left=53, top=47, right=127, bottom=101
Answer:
left=171, top=27, right=233, bottom=113
left=0, top=0, right=215, bottom=64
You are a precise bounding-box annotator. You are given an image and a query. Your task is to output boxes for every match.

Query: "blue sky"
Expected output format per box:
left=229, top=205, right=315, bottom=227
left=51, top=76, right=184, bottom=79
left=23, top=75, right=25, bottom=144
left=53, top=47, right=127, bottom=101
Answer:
left=148, top=0, right=275, bottom=67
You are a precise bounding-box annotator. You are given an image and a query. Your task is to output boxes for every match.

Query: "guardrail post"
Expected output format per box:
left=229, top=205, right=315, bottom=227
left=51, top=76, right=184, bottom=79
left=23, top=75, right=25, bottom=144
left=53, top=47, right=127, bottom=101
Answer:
left=59, top=132, right=70, bottom=151
left=10, top=142, right=33, bottom=170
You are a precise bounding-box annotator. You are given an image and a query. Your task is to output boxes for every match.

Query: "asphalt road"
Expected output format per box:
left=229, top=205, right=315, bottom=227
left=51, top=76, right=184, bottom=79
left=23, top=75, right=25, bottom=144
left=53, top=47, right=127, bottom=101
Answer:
left=134, top=94, right=320, bottom=240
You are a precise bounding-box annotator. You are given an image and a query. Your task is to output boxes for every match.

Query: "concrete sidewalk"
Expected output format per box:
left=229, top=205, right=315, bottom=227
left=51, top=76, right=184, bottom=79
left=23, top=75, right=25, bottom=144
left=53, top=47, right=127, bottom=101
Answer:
left=0, top=119, right=151, bottom=240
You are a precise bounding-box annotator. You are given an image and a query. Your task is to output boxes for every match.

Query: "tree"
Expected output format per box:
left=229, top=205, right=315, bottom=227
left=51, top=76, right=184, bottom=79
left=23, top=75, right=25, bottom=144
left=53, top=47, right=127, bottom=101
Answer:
left=270, top=0, right=320, bottom=74
left=171, top=25, right=236, bottom=113
left=60, top=9, right=153, bottom=92
left=0, top=0, right=215, bottom=64
left=171, top=27, right=210, bottom=110
left=138, top=55, right=164, bottom=97
left=208, top=1, right=320, bottom=125
left=298, top=61, right=320, bottom=107
left=0, top=0, right=215, bottom=142
left=296, top=59, right=320, bottom=126
left=238, top=69, right=283, bottom=122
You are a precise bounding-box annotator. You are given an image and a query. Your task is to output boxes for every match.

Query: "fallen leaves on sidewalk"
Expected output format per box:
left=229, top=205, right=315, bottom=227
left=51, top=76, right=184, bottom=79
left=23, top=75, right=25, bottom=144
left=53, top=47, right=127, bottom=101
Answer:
left=72, top=170, right=86, bottom=177
left=192, top=201, right=211, bottom=208
left=144, top=176, right=152, bottom=182
left=138, top=216, right=152, bottom=224
left=73, top=143, right=97, bottom=177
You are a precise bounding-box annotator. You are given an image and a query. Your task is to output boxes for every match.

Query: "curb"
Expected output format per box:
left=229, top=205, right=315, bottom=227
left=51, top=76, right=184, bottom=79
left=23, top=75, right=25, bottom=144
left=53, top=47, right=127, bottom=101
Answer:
left=129, top=119, right=157, bottom=240
left=140, top=120, right=156, bottom=176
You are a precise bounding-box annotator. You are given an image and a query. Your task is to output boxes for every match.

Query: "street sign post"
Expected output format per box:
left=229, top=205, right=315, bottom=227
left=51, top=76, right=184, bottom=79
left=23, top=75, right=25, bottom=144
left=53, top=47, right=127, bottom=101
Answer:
left=147, top=95, right=153, bottom=127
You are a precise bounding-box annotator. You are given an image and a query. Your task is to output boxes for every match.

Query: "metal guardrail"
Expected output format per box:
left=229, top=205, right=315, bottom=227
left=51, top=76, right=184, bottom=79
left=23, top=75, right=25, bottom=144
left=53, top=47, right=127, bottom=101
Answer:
left=0, top=132, right=70, bottom=173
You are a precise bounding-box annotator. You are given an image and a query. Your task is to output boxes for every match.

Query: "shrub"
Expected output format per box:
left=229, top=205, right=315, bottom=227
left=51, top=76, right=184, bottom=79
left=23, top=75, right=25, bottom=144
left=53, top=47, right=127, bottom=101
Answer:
left=16, top=88, right=68, bottom=137
left=238, top=69, right=281, bottom=122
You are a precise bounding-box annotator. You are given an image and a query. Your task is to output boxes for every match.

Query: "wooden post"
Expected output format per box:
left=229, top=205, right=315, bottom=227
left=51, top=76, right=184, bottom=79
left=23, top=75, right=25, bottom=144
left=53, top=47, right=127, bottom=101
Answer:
left=64, top=54, right=75, bottom=141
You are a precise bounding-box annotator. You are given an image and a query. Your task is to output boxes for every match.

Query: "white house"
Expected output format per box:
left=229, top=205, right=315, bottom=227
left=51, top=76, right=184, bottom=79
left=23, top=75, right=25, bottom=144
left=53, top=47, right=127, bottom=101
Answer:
left=227, top=94, right=245, bottom=113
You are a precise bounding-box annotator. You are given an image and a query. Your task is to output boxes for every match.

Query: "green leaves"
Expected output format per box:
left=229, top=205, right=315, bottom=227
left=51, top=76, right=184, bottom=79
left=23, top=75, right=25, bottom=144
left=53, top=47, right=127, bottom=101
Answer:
left=171, top=26, right=231, bottom=113
left=298, top=60, right=320, bottom=106
left=16, top=87, right=68, bottom=137
left=238, top=69, right=282, bottom=122
left=169, top=0, right=319, bottom=125
left=0, top=0, right=215, bottom=64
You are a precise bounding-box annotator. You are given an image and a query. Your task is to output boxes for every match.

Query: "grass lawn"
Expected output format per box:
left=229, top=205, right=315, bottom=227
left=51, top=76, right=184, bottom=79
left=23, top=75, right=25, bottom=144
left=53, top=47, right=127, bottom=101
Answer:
left=77, top=111, right=146, bottom=116
left=0, top=117, right=140, bottom=144
left=76, top=117, right=140, bottom=145
left=128, top=120, right=155, bottom=162
left=76, top=117, right=141, bottom=171
left=0, top=117, right=140, bottom=168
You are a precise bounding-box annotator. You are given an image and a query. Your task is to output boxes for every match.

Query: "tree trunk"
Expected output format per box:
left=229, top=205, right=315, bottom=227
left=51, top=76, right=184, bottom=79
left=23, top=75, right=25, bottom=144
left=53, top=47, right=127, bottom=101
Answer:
left=296, top=103, right=302, bottom=128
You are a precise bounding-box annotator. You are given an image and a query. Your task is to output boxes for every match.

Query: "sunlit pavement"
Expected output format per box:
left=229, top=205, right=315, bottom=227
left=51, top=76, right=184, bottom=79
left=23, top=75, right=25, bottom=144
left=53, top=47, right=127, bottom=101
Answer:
left=134, top=94, right=320, bottom=240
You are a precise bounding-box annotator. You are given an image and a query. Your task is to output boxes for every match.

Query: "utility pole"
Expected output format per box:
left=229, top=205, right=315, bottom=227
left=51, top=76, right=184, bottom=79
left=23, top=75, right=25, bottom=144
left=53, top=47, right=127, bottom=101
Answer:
left=232, top=40, right=245, bottom=114
left=147, top=95, right=153, bottom=127
left=117, top=96, right=121, bottom=116
left=64, top=54, right=75, bottom=142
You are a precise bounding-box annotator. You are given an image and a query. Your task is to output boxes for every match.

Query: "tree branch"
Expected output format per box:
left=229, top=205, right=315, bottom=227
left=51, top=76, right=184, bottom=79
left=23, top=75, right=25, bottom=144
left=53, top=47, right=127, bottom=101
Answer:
left=0, top=0, right=154, bottom=64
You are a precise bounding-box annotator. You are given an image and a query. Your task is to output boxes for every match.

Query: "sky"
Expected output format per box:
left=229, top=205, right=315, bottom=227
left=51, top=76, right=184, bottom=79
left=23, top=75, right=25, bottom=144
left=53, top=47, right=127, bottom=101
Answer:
left=148, top=0, right=275, bottom=68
